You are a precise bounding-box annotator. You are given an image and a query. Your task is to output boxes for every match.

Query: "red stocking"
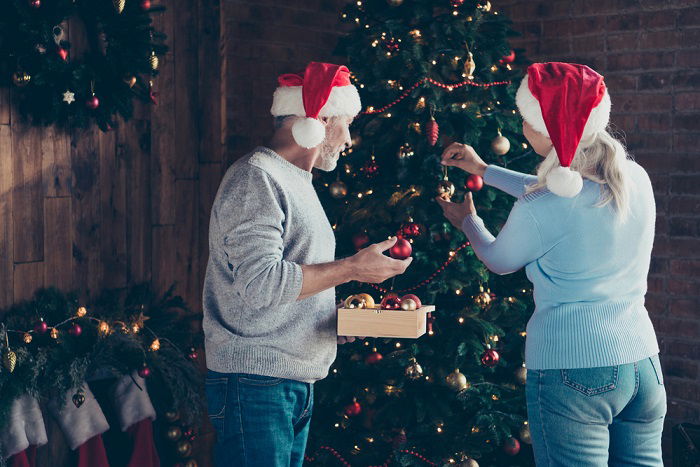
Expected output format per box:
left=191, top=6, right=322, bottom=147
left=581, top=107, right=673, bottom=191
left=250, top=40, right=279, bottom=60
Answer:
left=76, top=434, right=109, bottom=467
left=126, top=418, right=160, bottom=467
left=8, top=445, right=37, bottom=467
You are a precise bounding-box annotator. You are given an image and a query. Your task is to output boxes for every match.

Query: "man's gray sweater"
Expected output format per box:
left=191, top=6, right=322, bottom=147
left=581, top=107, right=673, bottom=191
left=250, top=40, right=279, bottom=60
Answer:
left=202, top=147, right=337, bottom=383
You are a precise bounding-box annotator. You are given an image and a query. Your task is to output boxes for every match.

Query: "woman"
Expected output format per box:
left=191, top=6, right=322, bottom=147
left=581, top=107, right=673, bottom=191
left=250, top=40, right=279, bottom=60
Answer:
left=437, top=62, right=666, bottom=466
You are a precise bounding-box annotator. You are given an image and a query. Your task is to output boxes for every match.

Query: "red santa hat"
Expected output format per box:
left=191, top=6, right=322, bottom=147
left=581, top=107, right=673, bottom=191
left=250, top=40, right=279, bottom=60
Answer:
left=271, top=62, right=362, bottom=149
left=516, top=62, right=611, bottom=197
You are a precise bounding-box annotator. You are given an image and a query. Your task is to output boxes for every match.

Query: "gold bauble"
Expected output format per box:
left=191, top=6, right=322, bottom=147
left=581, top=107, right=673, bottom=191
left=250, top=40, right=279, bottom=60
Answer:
left=3, top=349, right=17, bottom=373
left=491, top=135, right=511, bottom=155
left=114, top=0, right=125, bottom=13
left=405, top=359, right=423, bottom=380
left=445, top=369, right=469, bottom=391
left=329, top=181, right=348, bottom=199
left=459, top=459, right=479, bottom=467
left=12, top=72, right=31, bottom=87
left=149, top=52, right=159, bottom=71
left=400, top=298, right=417, bottom=311
left=50, top=328, right=59, bottom=339
left=23, top=333, right=32, bottom=344
left=124, top=75, right=137, bottom=88
left=464, top=52, right=476, bottom=80
left=437, top=180, right=455, bottom=200
left=474, top=291, right=492, bottom=308
left=76, top=306, right=87, bottom=317
left=515, top=365, right=527, bottom=385
left=165, top=410, right=180, bottom=422
left=177, top=440, right=192, bottom=457
left=519, top=423, right=532, bottom=444
left=356, top=293, right=375, bottom=308
left=344, top=295, right=365, bottom=309
left=166, top=426, right=182, bottom=440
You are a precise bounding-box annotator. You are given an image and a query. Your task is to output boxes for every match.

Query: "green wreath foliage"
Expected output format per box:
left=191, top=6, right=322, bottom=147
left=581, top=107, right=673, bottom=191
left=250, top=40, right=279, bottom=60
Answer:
left=0, top=0, right=167, bottom=131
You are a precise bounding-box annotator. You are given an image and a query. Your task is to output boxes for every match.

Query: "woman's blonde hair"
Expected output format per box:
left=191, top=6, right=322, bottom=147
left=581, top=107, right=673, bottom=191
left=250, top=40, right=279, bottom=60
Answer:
left=524, top=129, right=632, bottom=222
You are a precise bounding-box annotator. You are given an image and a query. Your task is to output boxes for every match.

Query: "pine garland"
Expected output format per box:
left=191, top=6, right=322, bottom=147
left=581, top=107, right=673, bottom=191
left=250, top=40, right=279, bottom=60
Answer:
left=0, top=283, right=204, bottom=436
left=0, top=0, right=168, bottom=131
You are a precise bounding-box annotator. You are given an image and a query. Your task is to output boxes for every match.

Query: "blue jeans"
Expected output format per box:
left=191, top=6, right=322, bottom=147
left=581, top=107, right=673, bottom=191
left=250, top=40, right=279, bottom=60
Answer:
left=526, top=354, right=667, bottom=466
left=205, top=369, right=314, bottom=467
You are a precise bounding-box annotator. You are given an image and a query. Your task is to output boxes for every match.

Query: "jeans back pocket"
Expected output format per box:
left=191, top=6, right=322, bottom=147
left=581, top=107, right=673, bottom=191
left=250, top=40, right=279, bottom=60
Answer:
left=205, top=376, right=228, bottom=433
left=561, top=366, right=619, bottom=396
left=649, top=354, right=664, bottom=385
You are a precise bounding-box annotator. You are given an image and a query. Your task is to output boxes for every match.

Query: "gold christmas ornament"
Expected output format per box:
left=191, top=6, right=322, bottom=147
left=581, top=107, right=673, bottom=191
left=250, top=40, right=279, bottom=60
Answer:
left=459, top=458, right=479, bottom=467
left=474, top=288, right=492, bottom=308
left=124, top=75, right=137, bottom=88
left=356, top=293, right=375, bottom=308
left=165, top=410, right=180, bottom=422
left=150, top=338, right=161, bottom=351
left=76, top=306, right=87, bottom=317
left=405, top=358, right=423, bottom=380
left=12, top=71, right=31, bottom=87
left=23, top=333, right=32, bottom=344
left=400, top=298, right=417, bottom=311
left=98, top=321, right=110, bottom=336
left=520, top=423, right=532, bottom=444
left=166, top=426, right=182, bottom=441
left=177, top=440, right=193, bottom=457
left=329, top=181, right=348, bottom=199
left=344, top=295, right=366, bottom=309
left=445, top=369, right=470, bottom=391
left=437, top=180, right=455, bottom=200
left=464, top=51, right=476, bottom=80
left=149, top=52, right=159, bottom=71
left=114, top=0, right=126, bottom=13
left=515, top=365, right=527, bottom=385
left=50, top=328, right=59, bottom=339
left=491, top=132, right=511, bottom=155
left=3, top=349, right=17, bottom=373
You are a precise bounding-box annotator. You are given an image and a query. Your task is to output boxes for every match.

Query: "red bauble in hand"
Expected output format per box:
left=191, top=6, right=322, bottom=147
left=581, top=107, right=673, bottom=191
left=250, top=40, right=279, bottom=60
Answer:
left=344, top=400, right=362, bottom=417
left=481, top=348, right=500, bottom=367
left=400, top=294, right=422, bottom=308
left=466, top=174, right=484, bottom=191
left=380, top=293, right=402, bottom=310
left=389, top=237, right=412, bottom=260
left=503, top=437, right=521, bottom=456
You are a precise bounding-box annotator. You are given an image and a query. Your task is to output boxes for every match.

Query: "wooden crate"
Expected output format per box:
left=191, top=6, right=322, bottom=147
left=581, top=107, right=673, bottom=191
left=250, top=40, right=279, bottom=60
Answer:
left=337, top=305, right=435, bottom=338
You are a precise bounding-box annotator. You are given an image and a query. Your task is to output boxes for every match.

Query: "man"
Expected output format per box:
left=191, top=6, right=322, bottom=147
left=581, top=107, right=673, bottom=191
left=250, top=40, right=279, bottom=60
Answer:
left=202, top=62, right=412, bottom=467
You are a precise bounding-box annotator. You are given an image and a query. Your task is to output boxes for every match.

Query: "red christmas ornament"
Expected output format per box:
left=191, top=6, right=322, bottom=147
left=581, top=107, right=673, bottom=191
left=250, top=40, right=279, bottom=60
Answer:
left=140, top=0, right=151, bottom=9
left=344, top=400, right=362, bottom=417
left=188, top=348, right=198, bottom=360
left=389, top=237, right=412, bottom=260
left=34, top=319, right=48, bottom=335
left=137, top=364, right=151, bottom=378
left=365, top=351, right=383, bottom=364
left=481, top=348, right=500, bottom=367
left=400, top=222, right=422, bottom=238
left=352, top=232, right=369, bottom=251
left=57, top=47, right=68, bottom=61
left=68, top=323, right=82, bottom=337
left=363, top=159, right=379, bottom=177
left=425, top=117, right=439, bottom=146
left=466, top=174, right=484, bottom=191
left=86, top=95, right=100, bottom=110
left=499, top=50, right=516, bottom=64
left=503, top=436, right=521, bottom=456
left=400, top=294, right=422, bottom=309
left=380, top=293, right=402, bottom=310
left=29, top=0, right=41, bottom=8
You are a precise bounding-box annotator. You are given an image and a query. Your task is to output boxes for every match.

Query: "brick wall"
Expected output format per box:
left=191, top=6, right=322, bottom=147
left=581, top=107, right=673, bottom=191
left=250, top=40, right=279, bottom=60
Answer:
left=498, top=0, right=700, bottom=459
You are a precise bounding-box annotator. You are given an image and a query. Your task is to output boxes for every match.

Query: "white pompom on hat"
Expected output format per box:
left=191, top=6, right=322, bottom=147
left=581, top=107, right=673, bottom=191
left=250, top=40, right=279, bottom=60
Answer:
left=516, top=62, right=611, bottom=197
left=271, top=62, right=362, bottom=149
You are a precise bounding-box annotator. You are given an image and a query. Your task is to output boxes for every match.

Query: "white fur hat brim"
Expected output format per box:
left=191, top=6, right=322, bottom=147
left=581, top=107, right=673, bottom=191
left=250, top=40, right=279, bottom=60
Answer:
left=271, top=84, right=362, bottom=118
left=516, top=74, right=611, bottom=139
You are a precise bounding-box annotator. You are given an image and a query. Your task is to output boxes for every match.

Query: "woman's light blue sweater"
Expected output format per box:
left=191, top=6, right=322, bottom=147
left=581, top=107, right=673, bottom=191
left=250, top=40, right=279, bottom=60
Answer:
left=461, top=162, right=660, bottom=370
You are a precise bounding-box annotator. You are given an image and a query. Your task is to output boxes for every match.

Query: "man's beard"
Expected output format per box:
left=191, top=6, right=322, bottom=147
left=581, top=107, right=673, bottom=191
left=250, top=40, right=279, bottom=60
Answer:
left=314, top=141, right=340, bottom=172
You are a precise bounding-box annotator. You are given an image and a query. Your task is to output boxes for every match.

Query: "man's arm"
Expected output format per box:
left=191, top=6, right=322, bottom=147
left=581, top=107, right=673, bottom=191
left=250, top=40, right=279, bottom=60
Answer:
left=298, top=237, right=413, bottom=301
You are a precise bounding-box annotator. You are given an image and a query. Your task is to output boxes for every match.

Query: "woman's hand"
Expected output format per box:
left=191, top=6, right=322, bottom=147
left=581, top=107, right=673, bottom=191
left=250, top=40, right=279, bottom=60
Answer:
left=441, top=143, right=488, bottom=176
left=435, top=192, right=476, bottom=230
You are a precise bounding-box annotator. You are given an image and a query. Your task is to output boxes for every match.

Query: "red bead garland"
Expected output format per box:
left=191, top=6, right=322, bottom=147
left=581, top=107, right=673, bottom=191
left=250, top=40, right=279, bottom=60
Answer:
left=362, top=242, right=470, bottom=293
left=304, top=446, right=438, bottom=466
left=361, top=77, right=512, bottom=116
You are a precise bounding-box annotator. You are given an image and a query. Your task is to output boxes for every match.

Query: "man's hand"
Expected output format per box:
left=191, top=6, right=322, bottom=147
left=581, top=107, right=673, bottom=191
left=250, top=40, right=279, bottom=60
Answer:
left=441, top=142, right=488, bottom=176
left=346, top=237, right=413, bottom=284
left=436, top=192, right=476, bottom=229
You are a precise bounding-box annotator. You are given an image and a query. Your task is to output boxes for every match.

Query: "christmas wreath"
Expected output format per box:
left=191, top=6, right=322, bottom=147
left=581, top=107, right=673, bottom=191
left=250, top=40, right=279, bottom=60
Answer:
left=0, top=0, right=167, bottom=131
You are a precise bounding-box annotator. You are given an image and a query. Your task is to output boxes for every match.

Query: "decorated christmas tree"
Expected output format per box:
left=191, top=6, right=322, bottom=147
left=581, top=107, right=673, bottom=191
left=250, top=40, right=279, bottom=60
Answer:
left=308, top=1, right=538, bottom=465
